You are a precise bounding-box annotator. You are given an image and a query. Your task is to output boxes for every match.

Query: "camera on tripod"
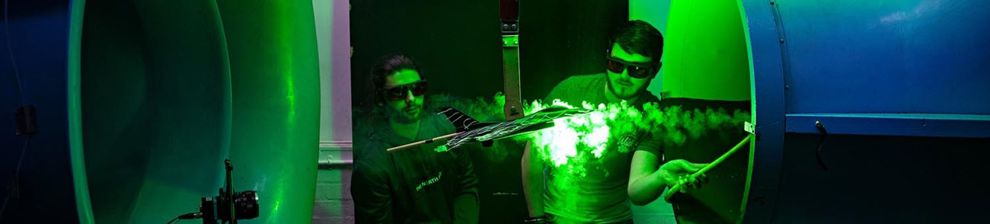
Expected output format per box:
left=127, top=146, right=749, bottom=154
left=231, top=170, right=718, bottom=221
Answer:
left=168, top=159, right=260, bottom=224
left=199, top=189, right=259, bottom=224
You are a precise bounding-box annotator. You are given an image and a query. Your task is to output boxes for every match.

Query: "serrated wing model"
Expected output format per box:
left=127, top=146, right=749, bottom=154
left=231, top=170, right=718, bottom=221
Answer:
left=386, top=106, right=590, bottom=152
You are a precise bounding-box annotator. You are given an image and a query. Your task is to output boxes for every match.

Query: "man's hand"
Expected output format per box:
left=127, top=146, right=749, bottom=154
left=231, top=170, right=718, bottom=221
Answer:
left=658, top=159, right=708, bottom=192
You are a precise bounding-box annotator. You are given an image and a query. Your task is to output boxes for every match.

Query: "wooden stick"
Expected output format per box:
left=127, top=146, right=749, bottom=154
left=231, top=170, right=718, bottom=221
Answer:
left=386, top=132, right=462, bottom=152
left=663, top=134, right=753, bottom=202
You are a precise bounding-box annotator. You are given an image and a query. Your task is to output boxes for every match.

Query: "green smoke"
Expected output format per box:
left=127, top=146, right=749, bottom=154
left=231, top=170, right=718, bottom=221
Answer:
left=519, top=99, right=749, bottom=170
left=433, top=94, right=749, bottom=169
left=435, top=94, right=749, bottom=214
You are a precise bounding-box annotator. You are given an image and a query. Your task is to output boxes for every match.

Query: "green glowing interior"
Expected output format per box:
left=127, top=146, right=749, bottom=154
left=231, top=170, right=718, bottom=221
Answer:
left=70, top=0, right=320, bottom=223
left=661, top=0, right=751, bottom=101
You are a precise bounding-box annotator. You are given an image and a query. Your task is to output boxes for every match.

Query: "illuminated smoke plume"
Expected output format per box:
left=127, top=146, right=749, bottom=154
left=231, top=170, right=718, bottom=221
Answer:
left=432, top=93, right=749, bottom=167
left=520, top=99, right=749, bottom=168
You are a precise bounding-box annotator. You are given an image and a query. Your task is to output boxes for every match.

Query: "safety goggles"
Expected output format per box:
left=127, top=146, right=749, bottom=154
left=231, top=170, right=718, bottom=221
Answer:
left=606, top=56, right=658, bottom=79
left=384, top=80, right=429, bottom=100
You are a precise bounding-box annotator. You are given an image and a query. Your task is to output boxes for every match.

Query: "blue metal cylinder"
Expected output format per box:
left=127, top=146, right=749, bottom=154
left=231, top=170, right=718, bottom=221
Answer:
left=742, top=0, right=990, bottom=223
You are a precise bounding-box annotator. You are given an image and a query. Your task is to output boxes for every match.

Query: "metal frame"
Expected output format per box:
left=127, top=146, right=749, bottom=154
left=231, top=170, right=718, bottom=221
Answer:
left=787, top=114, right=990, bottom=138
left=739, top=0, right=787, bottom=223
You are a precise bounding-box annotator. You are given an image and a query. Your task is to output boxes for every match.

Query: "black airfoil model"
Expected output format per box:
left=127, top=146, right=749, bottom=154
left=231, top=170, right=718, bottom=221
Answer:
left=387, top=106, right=590, bottom=152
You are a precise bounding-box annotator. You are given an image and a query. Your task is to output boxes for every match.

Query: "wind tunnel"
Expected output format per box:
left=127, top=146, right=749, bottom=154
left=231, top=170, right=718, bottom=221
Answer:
left=3, top=0, right=990, bottom=223
left=663, top=0, right=990, bottom=223
left=1, top=0, right=319, bottom=223
left=653, top=0, right=752, bottom=223
left=742, top=0, right=990, bottom=223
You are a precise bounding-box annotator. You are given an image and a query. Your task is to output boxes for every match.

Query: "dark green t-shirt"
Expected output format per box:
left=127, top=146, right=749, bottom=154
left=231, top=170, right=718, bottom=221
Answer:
left=541, top=73, right=662, bottom=223
left=351, top=113, right=480, bottom=224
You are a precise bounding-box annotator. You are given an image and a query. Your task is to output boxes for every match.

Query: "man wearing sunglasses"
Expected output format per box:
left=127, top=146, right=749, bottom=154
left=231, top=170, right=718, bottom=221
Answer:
left=352, top=54, right=480, bottom=224
left=522, top=20, right=704, bottom=224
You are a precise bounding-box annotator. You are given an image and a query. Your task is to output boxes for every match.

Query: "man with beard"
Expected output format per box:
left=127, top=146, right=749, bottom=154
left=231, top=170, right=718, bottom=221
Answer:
left=352, top=54, right=479, bottom=224
left=521, top=21, right=704, bottom=224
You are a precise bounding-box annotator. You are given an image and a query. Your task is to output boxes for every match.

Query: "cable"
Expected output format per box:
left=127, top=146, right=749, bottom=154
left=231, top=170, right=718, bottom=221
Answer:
left=167, top=212, right=201, bottom=224
left=4, top=0, right=25, bottom=104
left=1, top=0, right=33, bottom=221
left=0, top=135, right=31, bottom=220
left=815, top=121, right=829, bottom=171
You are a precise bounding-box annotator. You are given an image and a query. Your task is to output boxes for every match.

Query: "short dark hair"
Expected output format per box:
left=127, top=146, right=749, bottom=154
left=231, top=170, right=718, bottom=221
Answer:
left=369, top=54, right=420, bottom=104
left=611, top=20, right=664, bottom=67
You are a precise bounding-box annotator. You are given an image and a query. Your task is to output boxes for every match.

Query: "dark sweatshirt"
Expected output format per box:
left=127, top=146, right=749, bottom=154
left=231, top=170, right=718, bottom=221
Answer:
left=351, top=113, right=480, bottom=224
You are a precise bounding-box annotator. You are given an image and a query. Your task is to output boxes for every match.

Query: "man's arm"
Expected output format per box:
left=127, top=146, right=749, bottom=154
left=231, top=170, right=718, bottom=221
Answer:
left=628, top=150, right=706, bottom=205
left=452, top=150, right=480, bottom=224
left=521, top=142, right=545, bottom=217
left=351, top=162, right=394, bottom=223
left=628, top=150, right=669, bottom=205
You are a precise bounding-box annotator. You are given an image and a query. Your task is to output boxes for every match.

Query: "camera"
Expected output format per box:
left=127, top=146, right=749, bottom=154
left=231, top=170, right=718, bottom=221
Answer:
left=200, top=189, right=259, bottom=224
left=169, top=160, right=260, bottom=224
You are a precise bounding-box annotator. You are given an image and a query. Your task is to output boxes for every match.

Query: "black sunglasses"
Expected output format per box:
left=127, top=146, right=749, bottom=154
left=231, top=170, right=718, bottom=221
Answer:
left=606, top=56, right=658, bottom=79
left=384, top=80, right=428, bottom=101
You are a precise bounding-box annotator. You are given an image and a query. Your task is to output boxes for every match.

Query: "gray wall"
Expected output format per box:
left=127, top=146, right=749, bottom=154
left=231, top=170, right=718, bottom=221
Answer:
left=313, top=0, right=354, bottom=223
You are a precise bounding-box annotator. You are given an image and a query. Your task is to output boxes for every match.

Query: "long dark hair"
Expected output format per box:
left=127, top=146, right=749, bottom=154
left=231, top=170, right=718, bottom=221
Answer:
left=368, top=54, right=421, bottom=106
